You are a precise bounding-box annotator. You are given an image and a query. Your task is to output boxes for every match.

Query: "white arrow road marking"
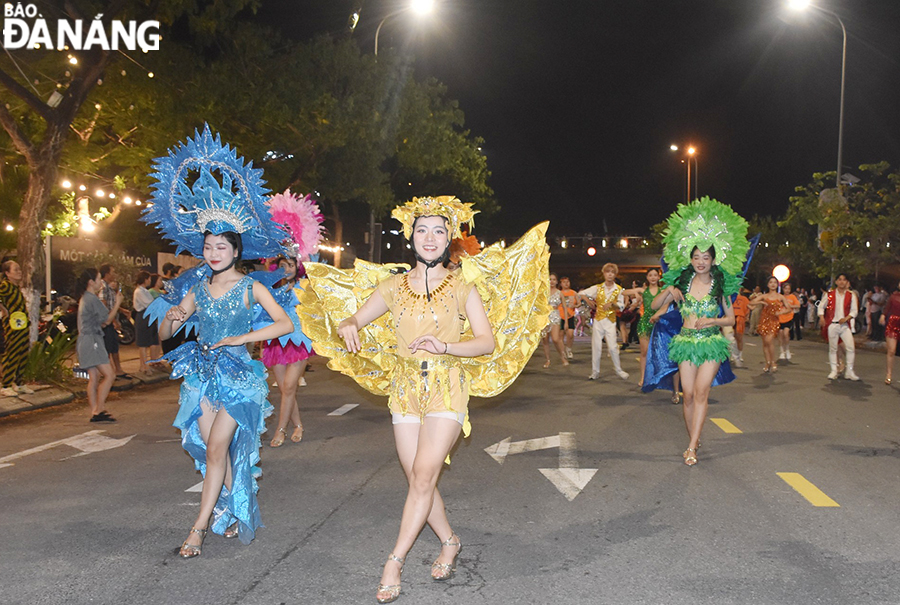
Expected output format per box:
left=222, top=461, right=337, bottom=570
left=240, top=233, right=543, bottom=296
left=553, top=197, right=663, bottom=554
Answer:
left=186, top=481, right=204, bottom=493
left=328, top=403, right=359, bottom=416
left=0, top=430, right=135, bottom=468
left=485, top=432, right=598, bottom=500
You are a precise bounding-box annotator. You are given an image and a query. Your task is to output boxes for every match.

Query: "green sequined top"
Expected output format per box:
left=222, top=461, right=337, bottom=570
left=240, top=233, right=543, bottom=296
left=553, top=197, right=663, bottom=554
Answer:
left=680, top=293, right=720, bottom=319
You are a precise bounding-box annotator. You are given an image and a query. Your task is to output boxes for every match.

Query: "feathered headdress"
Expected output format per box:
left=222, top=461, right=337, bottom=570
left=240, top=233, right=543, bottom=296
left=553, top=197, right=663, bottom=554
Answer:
left=266, top=190, right=325, bottom=259
left=662, top=197, right=749, bottom=277
left=391, top=195, right=478, bottom=240
left=142, top=124, right=289, bottom=259
left=450, top=231, right=482, bottom=264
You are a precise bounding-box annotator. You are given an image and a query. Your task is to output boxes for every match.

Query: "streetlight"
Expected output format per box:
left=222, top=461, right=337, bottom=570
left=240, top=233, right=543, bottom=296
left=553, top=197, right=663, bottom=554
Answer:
left=374, top=0, right=435, bottom=57
left=788, top=0, right=847, bottom=190
left=367, top=0, right=435, bottom=263
left=670, top=144, right=699, bottom=202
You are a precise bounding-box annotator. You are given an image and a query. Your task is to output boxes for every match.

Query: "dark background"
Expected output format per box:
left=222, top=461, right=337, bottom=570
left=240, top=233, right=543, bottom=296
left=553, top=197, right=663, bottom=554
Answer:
left=255, top=0, right=900, bottom=240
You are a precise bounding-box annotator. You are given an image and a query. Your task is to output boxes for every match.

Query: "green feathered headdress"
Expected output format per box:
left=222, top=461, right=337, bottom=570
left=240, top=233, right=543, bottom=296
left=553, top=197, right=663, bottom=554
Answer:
left=662, top=197, right=749, bottom=277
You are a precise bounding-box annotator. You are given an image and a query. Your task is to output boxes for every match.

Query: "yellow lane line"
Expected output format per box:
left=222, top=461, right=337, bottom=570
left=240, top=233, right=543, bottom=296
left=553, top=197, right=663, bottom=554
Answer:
left=710, top=417, right=743, bottom=434
left=777, top=472, right=840, bottom=507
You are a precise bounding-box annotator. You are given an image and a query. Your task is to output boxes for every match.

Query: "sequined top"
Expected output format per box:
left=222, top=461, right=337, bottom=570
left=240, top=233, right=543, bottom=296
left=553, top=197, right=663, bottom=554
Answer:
left=377, top=272, right=475, bottom=359
left=680, top=293, right=720, bottom=319
left=548, top=289, right=562, bottom=324
left=194, top=276, right=255, bottom=346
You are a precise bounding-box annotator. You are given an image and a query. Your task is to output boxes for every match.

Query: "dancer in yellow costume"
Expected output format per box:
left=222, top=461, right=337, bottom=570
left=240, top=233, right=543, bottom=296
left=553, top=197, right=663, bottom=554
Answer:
left=299, top=196, right=549, bottom=603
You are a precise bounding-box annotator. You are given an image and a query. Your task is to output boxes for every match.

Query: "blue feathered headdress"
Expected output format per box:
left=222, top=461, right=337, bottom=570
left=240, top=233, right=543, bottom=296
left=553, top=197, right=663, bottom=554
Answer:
left=142, top=124, right=289, bottom=259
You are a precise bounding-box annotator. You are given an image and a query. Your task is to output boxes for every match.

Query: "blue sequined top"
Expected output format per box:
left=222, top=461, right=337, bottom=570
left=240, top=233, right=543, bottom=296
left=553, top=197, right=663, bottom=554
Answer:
left=680, top=293, right=720, bottom=319
left=194, top=276, right=255, bottom=345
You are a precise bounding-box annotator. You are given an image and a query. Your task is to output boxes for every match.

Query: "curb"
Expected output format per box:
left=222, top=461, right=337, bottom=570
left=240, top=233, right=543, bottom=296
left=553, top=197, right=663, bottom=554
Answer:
left=0, top=369, right=171, bottom=419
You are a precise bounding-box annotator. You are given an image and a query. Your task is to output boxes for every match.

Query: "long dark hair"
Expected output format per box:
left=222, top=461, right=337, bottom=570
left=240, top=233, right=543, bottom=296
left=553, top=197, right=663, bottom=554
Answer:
left=75, top=268, right=99, bottom=300
left=673, top=247, right=725, bottom=300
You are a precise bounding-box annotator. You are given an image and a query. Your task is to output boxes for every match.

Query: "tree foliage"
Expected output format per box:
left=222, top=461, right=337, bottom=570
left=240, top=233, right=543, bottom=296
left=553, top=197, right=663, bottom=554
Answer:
left=779, top=162, right=900, bottom=282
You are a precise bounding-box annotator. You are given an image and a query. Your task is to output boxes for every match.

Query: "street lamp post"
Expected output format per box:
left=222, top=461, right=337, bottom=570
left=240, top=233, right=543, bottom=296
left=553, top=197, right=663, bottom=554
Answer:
left=788, top=0, right=847, bottom=190
left=670, top=144, right=699, bottom=202
left=788, top=1, right=848, bottom=285
left=363, top=0, right=434, bottom=263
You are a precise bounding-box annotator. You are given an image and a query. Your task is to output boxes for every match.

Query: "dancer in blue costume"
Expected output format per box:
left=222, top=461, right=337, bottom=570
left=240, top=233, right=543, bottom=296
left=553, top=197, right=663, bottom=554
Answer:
left=649, top=198, right=749, bottom=467
left=142, top=125, right=292, bottom=557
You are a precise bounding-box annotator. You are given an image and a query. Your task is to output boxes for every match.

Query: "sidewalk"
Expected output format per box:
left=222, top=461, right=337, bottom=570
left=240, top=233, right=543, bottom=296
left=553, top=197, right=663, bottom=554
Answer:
left=0, top=344, right=170, bottom=418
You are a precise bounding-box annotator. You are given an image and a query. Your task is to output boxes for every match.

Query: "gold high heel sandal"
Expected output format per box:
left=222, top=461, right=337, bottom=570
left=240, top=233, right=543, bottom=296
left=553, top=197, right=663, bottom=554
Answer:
left=683, top=442, right=701, bottom=459
left=431, top=533, right=461, bottom=581
left=223, top=521, right=239, bottom=539
left=683, top=448, right=698, bottom=466
left=179, top=527, right=208, bottom=558
left=290, top=423, right=303, bottom=443
left=375, top=554, right=405, bottom=604
left=270, top=427, right=287, bottom=448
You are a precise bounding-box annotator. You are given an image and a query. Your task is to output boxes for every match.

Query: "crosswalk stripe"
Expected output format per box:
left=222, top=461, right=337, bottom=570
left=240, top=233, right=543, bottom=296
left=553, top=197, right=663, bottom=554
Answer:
left=777, top=472, right=840, bottom=507
left=710, top=418, right=743, bottom=434
left=328, top=403, right=359, bottom=416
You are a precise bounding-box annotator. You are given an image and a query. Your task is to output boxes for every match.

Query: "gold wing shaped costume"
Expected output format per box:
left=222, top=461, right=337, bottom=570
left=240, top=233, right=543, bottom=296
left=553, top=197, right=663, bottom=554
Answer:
left=299, top=221, right=550, bottom=417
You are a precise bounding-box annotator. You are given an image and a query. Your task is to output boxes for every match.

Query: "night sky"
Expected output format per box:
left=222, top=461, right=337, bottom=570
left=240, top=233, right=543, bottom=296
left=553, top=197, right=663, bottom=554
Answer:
left=256, top=0, right=900, bottom=240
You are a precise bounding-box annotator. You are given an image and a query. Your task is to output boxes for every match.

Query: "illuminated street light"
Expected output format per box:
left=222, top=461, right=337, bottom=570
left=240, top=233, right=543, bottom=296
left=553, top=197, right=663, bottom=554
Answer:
left=669, top=144, right=699, bottom=202
left=773, top=264, right=791, bottom=283
left=788, top=1, right=847, bottom=191
left=587, top=246, right=596, bottom=257
left=374, top=0, right=435, bottom=56
left=4, top=224, right=13, bottom=232
left=61, top=179, right=72, bottom=189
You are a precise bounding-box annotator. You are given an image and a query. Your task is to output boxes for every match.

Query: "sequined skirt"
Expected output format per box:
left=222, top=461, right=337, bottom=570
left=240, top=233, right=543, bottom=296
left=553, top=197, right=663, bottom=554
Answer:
left=757, top=305, right=780, bottom=336
left=886, top=315, right=900, bottom=340
left=389, top=355, right=470, bottom=434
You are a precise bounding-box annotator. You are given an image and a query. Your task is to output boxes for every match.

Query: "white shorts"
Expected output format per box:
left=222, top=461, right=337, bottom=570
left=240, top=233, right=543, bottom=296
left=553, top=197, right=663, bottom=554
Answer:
left=391, top=411, right=465, bottom=426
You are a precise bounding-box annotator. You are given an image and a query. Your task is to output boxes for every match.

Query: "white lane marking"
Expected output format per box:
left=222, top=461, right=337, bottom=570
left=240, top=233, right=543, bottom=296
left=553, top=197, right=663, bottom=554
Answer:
left=328, top=403, right=359, bottom=416
left=485, top=432, right=598, bottom=501
left=0, top=430, right=134, bottom=468
left=186, top=481, right=204, bottom=493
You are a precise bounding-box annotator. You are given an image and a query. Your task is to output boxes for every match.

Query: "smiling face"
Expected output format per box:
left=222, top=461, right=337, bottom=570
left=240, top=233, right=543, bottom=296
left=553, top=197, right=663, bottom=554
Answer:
left=690, top=248, right=714, bottom=275
left=279, top=257, right=298, bottom=281
left=767, top=277, right=779, bottom=292
left=835, top=274, right=850, bottom=291
left=549, top=273, right=558, bottom=289
left=412, top=216, right=450, bottom=263
left=203, top=233, right=238, bottom=270
left=646, top=269, right=660, bottom=286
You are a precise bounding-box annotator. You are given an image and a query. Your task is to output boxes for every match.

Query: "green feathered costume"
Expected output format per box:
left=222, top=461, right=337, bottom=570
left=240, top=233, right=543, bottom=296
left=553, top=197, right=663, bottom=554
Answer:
left=661, top=197, right=749, bottom=367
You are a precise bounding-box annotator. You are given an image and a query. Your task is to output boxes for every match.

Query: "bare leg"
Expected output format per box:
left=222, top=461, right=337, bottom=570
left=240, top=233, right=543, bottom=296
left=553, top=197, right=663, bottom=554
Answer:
left=679, top=360, right=720, bottom=454
left=181, top=405, right=237, bottom=552
left=96, top=363, right=115, bottom=413
left=378, top=418, right=461, bottom=594
left=86, top=368, right=100, bottom=416
left=638, top=335, right=649, bottom=386
left=550, top=324, right=568, bottom=365
left=887, top=337, right=897, bottom=382
left=541, top=333, right=551, bottom=367
left=270, top=363, right=304, bottom=445
left=138, top=347, right=149, bottom=372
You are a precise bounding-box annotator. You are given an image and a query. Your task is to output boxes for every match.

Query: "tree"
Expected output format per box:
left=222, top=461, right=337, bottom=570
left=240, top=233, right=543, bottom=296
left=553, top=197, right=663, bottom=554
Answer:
left=779, top=163, right=900, bottom=283
left=0, top=0, right=257, bottom=326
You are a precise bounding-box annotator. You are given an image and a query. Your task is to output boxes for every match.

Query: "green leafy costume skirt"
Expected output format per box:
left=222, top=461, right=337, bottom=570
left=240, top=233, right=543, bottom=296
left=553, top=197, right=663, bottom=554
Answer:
left=669, top=326, right=729, bottom=366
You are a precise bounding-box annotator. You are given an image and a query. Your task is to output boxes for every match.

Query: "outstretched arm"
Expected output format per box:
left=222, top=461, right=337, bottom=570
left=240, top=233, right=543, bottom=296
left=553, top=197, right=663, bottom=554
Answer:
left=337, top=289, right=390, bottom=353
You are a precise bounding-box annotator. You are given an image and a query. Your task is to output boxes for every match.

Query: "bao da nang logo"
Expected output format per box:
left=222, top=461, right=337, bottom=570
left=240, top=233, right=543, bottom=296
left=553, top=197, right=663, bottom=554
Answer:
left=3, top=3, right=159, bottom=51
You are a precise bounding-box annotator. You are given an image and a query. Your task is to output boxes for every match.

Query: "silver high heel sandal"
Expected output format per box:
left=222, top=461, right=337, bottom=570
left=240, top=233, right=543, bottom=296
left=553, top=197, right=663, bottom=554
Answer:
left=431, top=533, right=461, bottom=581
left=375, top=554, right=405, bottom=603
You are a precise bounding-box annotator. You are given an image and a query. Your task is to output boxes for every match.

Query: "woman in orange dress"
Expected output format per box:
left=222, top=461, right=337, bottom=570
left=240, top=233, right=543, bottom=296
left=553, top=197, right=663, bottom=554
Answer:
left=748, top=276, right=791, bottom=373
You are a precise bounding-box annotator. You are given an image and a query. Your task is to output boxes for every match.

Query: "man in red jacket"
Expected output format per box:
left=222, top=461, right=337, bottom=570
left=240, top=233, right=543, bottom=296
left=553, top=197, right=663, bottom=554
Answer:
left=818, top=274, right=859, bottom=381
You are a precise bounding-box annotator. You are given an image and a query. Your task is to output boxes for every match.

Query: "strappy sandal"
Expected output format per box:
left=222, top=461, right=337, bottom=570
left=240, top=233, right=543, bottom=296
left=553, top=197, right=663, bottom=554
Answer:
left=223, top=521, right=239, bottom=539
left=683, top=448, right=698, bottom=467
left=431, top=533, right=461, bottom=581
left=683, top=442, right=701, bottom=458
left=376, top=554, right=405, bottom=603
left=542, top=360, right=551, bottom=368
left=290, top=423, right=303, bottom=443
left=179, top=527, right=208, bottom=558
left=270, top=427, right=287, bottom=448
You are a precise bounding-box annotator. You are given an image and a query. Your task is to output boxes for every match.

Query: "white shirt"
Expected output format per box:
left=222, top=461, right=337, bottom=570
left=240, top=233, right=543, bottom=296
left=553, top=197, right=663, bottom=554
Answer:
left=132, top=285, right=154, bottom=313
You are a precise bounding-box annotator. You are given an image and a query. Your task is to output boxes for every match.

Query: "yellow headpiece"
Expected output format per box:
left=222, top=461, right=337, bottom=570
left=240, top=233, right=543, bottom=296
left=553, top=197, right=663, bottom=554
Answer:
left=391, top=195, right=478, bottom=240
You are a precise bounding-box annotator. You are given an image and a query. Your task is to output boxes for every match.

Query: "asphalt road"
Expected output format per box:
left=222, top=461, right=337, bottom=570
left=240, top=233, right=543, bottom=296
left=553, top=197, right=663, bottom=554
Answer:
left=1, top=336, right=898, bottom=605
